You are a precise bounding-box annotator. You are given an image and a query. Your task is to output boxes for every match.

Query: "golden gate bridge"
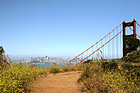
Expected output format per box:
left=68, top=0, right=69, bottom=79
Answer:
left=62, top=19, right=140, bottom=67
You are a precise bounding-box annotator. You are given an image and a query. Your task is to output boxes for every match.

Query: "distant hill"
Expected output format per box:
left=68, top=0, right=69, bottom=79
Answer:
left=120, top=50, right=140, bottom=63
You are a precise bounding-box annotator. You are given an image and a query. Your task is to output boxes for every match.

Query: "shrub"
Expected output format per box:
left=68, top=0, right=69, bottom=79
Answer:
left=0, top=54, right=11, bottom=69
left=101, top=71, right=139, bottom=93
left=120, top=50, right=140, bottom=63
left=49, top=63, right=62, bottom=74
left=0, top=63, right=46, bottom=92
left=102, top=61, right=118, bottom=71
left=125, top=37, right=140, bottom=51
left=79, top=59, right=140, bottom=92
left=62, top=66, right=70, bottom=72
left=78, top=60, right=103, bottom=82
left=49, top=62, right=83, bottom=74
left=70, top=64, right=83, bottom=71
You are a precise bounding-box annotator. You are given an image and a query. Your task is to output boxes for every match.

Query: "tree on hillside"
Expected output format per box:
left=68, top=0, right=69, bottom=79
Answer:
left=125, top=37, right=140, bottom=51
left=0, top=46, right=11, bottom=68
left=0, top=46, right=4, bottom=55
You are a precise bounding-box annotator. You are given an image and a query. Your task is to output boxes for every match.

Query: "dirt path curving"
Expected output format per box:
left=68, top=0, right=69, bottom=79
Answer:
left=31, top=71, right=81, bottom=93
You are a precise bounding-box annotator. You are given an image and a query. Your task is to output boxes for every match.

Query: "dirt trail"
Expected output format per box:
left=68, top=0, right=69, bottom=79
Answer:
left=31, top=71, right=81, bottom=93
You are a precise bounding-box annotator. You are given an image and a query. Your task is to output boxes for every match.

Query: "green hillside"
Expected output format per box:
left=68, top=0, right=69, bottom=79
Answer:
left=120, top=50, right=140, bottom=63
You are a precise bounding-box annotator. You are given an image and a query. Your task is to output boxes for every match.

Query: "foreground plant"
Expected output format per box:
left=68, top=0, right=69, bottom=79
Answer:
left=0, top=63, right=46, bottom=92
left=78, top=60, right=140, bottom=92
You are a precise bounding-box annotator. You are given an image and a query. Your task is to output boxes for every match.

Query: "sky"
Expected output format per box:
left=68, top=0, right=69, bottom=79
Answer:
left=0, top=0, right=140, bottom=58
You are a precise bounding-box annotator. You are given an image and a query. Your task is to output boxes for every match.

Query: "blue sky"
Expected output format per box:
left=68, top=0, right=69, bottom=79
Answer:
left=0, top=0, right=140, bottom=58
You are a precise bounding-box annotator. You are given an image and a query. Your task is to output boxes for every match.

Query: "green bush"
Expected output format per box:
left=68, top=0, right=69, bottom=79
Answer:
left=0, top=55, right=11, bottom=69
left=0, top=63, right=46, bottom=92
left=101, top=71, right=139, bottom=93
left=48, top=62, right=83, bottom=74
left=49, top=66, right=61, bottom=74
left=120, top=50, right=140, bottom=63
left=70, top=64, right=83, bottom=71
left=49, top=63, right=62, bottom=74
left=125, top=37, right=140, bottom=51
left=79, top=59, right=140, bottom=92
left=102, top=61, right=118, bottom=71
left=62, top=66, right=70, bottom=72
left=78, top=60, right=102, bottom=82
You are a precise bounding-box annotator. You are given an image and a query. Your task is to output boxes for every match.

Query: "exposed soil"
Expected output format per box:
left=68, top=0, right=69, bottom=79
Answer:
left=31, top=71, right=81, bottom=93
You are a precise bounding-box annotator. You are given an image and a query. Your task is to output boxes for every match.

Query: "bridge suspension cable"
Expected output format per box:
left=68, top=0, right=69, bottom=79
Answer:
left=61, top=23, right=123, bottom=67
left=73, top=21, right=133, bottom=66
left=128, top=22, right=140, bottom=39
left=137, top=22, right=140, bottom=27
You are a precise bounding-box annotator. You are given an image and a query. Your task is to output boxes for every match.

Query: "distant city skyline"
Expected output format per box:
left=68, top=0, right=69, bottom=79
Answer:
left=0, top=0, right=140, bottom=58
left=10, top=55, right=82, bottom=65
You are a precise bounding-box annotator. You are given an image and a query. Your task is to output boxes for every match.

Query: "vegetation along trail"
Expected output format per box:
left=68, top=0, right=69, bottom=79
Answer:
left=31, top=71, right=81, bottom=93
